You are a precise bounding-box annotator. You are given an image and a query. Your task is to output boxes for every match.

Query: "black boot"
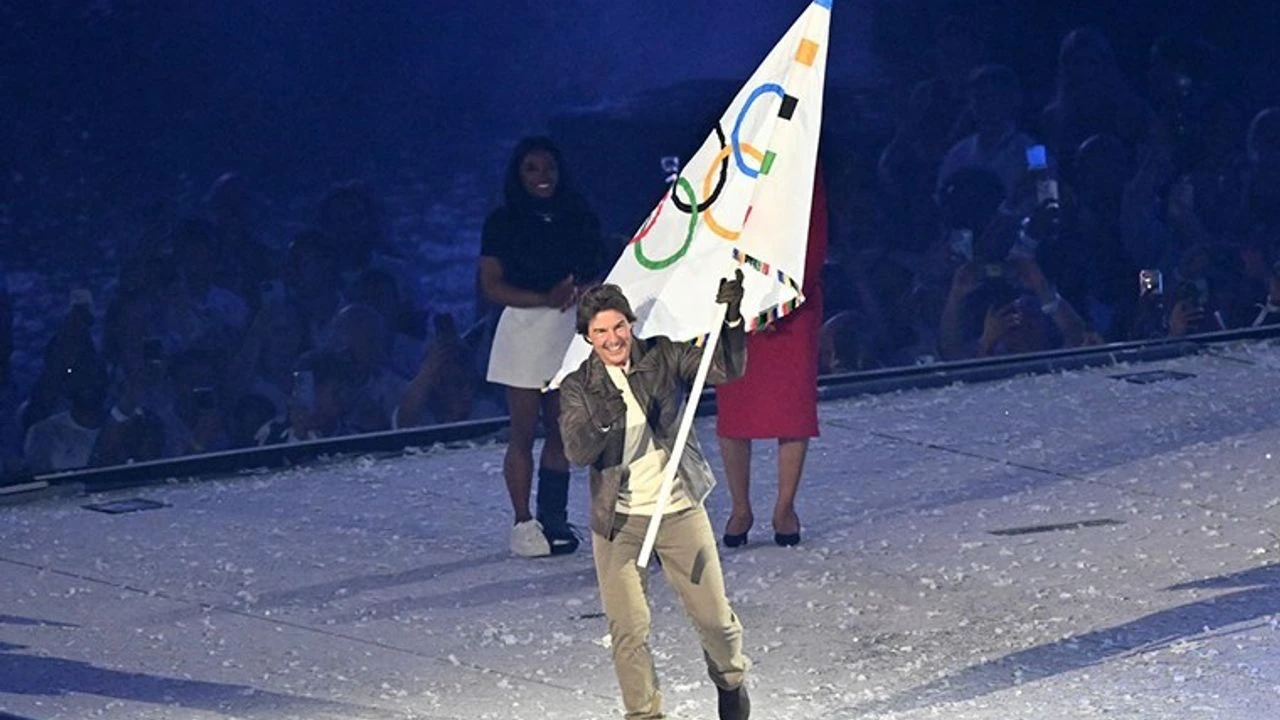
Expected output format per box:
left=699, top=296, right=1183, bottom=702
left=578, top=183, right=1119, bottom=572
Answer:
left=536, top=468, right=578, bottom=555
left=717, top=684, right=750, bottom=720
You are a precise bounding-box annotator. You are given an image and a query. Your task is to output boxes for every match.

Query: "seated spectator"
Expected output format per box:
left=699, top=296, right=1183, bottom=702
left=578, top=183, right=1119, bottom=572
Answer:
left=1141, top=35, right=1246, bottom=242
left=1164, top=284, right=1221, bottom=337
left=228, top=393, right=278, bottom=449
left=1068, top=134, right=1138, bottom=339
left=818, top=311, right=884, bottom=374
left=21, top=298, right=98, bottom=432
left=101, top=287, right=177, bottom=405
left=1122, top=138, right=1243, bottom=293
left=1040, top=28, right=1151, bottom=172
left=348, top=268, right=426, bottom=379
left=204, top=172, right=276, bottom=307
left=1121, top=140, right=1181, bottom=274
left=90, top=407, right=166, bottom=468
left=24, top=352, right=108, bottom=473
left=99, top=343, right=229, bottom=460
left=1176, top=243, right=1254, bottom=332
left=167, top=348, right=232, bottom=456
left=318, top=181, right=425, bottom=311
left=878, top=15, right=984, bottom=251
left=256, top=349, right=358, bottom=444
left=1147, top=35, right=1224, bottom=176
left=938, top=166, right=1010, bottom=256
left=318, top=181, right=384, bottom=274
left=937, top=64, right=1052, bottom=202
left=326, top=303, right=406, bottom=433
left=224, top=299, right=313, bottom=417
left=1126, top=255, right=1240, bottom=340
left=904, top=166, right=1009, bottom=352
left=151, top=254, right=210, bottom=354
left=115, top=202, right=178, bottom=300
left=1239, top=108, right=1280, bottom=242
left=938, top=255, right=1087, bottom=360
left=283, top=229, right=345, bottom=347
left=395, top=312, right=478, bottom=427
left=173, top=217, right=250, bottom=339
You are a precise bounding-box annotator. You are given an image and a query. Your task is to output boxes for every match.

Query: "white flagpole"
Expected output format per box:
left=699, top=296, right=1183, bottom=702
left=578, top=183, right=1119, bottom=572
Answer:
left=635, top=322, right=719, bottom=568
left=636, top=269, right=735, bottom=568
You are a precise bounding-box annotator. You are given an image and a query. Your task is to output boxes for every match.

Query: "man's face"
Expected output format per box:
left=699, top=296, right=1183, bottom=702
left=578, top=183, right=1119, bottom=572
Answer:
left=587, top=309, right=633, bottom=367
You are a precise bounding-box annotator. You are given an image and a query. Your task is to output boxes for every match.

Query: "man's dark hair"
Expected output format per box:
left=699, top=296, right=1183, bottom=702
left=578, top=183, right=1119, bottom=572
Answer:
left=576, top=284, right=637, bottom=336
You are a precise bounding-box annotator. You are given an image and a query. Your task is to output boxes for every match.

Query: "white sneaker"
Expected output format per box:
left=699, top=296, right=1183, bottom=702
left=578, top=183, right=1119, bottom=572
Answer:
left=510, top=519, right=551, bottom=557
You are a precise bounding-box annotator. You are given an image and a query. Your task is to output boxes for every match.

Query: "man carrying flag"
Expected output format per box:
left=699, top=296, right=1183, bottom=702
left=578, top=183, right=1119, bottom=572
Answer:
left=551, top=2, right=831, bottom=716
left=559, top=273, right=751, bottom=720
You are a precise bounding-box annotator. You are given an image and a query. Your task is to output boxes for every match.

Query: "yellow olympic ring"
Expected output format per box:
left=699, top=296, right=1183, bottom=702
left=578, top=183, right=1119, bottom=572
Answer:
left=701, top=142, right=765, bottom=241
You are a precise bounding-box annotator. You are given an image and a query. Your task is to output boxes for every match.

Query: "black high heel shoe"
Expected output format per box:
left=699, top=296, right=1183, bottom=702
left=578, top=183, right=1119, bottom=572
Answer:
left=722, top=515, right=753, bottom=548
left=773, top=530, right=801, bottom=547
left=773, top=513, right=801, bottom=547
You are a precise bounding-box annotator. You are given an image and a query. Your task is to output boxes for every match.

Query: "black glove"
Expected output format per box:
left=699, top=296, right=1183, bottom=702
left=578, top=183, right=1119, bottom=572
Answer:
left=717, top=268, right=745, bottom=323
left=593, top=387, right=627, bottom=429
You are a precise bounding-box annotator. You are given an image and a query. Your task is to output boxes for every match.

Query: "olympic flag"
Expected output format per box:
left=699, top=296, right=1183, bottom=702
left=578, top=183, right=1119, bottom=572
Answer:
left=550, top=0, right=831, bottom=388
left=552, top=0, right=830, bottom=566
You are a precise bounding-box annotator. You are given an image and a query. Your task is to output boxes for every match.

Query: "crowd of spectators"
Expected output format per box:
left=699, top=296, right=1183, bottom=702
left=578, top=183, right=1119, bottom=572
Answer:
left=0, top=175, right=499, bottom=478
left=819, top=21, right=1280, bottom=373
left=4, top=19, right=1280, bottom=479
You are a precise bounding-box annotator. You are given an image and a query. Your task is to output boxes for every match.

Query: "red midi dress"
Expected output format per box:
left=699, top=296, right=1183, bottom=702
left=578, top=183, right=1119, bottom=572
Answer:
left=715, top=173, right=828, bottom=439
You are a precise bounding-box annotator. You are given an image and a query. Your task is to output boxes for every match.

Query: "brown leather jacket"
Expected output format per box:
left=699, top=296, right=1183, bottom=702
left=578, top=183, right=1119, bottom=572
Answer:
left=558, top=323, right=746, bottom=538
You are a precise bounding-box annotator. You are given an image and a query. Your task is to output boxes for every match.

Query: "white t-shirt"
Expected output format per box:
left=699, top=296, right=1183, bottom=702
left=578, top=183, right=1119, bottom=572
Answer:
left=23, top=411, right=101, bottom=473
left=606, top=365, right=692, bottom=516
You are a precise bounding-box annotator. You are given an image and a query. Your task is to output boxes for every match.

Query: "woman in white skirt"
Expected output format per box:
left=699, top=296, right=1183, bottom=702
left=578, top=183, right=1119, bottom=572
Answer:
left=478, top=136, right=605, bottom=557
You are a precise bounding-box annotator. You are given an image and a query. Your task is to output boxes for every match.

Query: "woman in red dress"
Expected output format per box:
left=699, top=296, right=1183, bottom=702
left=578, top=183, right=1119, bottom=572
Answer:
left=715, top=170, right=827, bottom=547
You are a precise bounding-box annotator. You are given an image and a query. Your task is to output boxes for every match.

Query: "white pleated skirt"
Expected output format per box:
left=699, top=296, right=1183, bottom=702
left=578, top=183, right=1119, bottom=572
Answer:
left=486, top=305, right=577, bottom=390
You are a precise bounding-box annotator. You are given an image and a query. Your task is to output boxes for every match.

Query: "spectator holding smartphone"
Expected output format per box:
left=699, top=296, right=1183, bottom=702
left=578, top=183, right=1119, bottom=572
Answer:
left=24, top=352, right=108, bottom=473
left=256, top=350, right=357, bottom=445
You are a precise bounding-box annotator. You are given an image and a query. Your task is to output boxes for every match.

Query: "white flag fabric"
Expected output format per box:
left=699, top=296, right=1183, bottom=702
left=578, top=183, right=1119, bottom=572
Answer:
left=550, top=0, right=831, bottom=389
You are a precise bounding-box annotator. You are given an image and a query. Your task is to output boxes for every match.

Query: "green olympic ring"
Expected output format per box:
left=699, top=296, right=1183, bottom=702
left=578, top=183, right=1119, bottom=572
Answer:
left=634, top=176, right=700, bottom=270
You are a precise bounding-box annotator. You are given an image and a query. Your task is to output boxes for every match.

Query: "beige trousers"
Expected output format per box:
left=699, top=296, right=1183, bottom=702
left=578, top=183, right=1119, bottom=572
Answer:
left=592, top=506, right=750, bottom=719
